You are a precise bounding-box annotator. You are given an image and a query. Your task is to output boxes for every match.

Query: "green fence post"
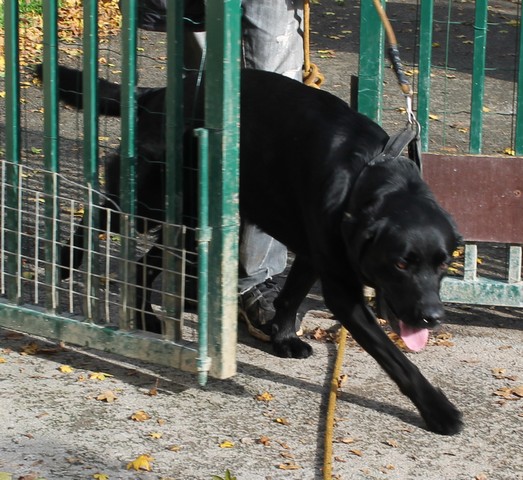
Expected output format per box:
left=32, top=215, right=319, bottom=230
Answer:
left=42, top=0, right=60, bottom=312
left=469, top=0, right=488, bottom=154
left=83, top=0, right=100, bottom=321
left=119, top=0, right=138, bottom=329
left=163, top=0, right=186, bottom=339
left=205, top=0, right=241, bottom=379
left=4, top=0, right=21, bottom=303
left=194, top=128, right=212, bottom=385
left=358, top=0, right=385, bottom=122
left=417, top=0, right=434, bottom=152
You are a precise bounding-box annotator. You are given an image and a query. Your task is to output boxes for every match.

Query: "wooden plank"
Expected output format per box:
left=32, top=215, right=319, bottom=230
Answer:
left=423, top=154, right=523, bottom=244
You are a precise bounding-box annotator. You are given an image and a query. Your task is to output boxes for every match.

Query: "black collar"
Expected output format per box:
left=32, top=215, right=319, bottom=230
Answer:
left=345, top=121, right=422, bottom=218
left=369, top=121, right=421, bottom=170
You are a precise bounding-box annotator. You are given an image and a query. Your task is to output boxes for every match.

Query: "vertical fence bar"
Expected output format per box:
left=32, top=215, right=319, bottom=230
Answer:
left=205, top=0, right=241, bottom=379
left=508, top=246, right=522, bottom=283
left=417, top=0, right=434, bottom=152
left=163, top=0, right=186, bottom=339
left=358, top=0, right=385, bottom=122
left=515, top=7, right=523, bottom=154
left=194, top=128, right=212, bottom=385
left=83, top=0, right=100, bottom=321
left=463, top=244, right=478, bottom=282
left=469, top=0, right=488, bottom=154
left=4, top=0, right=21, bottom=302
left=119, top=0, right=138, bottom=329
left=42, top=0, right=60, bottom=311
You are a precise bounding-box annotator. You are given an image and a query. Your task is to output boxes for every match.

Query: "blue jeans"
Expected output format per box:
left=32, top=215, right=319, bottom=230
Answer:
left=186, top=0, right=304, bottom=293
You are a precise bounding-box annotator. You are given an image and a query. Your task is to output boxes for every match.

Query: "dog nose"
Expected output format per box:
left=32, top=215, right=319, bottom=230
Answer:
left=422, top=306, right=445, bottom=327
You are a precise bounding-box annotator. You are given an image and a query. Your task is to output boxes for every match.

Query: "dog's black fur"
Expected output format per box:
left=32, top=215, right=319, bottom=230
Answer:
left=36, top=64, right=463, bottom=435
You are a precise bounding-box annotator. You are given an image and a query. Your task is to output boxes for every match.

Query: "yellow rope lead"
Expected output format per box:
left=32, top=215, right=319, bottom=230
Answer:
left=303, top=0, right=325, bottom=88
left=323, top=326, right=348, bottom=480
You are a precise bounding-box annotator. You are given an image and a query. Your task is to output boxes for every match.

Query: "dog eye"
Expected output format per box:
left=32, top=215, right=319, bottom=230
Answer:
left=396, top=260, right=408, bottom=270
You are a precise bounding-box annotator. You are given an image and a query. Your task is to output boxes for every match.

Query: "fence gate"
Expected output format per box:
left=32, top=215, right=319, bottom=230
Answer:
left=0, top=0, right=240, bottom=383
left=359, top=0, right=523, bottom=308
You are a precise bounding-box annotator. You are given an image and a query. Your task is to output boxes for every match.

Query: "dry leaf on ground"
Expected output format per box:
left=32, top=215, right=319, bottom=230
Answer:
left=89, top=371, right=113, bottom=381
left=277, top=462, right=301, bottom=470
left=219, top=440, right=235, bottom=448
left=96, top=390, right=117, bottom=403
left=58, top=365, right=74, bottom=373
left=255, top=391, right=274, bottom=402
left=130, top=410, right=151, bottom=422
left=126, top=454, right=154, bottom=472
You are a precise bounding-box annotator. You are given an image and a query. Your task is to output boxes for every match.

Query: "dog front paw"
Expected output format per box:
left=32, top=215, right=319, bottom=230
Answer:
left=272, top=335, right=313, bottom=359
left=420, top=389, right=463, bottom=435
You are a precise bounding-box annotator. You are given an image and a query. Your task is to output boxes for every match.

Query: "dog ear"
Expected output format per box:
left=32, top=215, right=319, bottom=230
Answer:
left=341, top=212, right=387, bottom=264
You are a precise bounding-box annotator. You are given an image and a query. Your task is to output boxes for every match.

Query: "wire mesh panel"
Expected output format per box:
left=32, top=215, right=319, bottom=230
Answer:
left=358, top=0, right=523, bottom=308
left=0, top=0, right=240, bottom=383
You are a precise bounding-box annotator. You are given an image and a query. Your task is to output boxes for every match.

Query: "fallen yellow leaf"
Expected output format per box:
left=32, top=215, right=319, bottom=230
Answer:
left=277, top=462, right=301, bottom=470
left=93, top=474, right=109, bottom=480
left=219, top=440, right=235, bottom=448
left=257, top=436, right=271, bottom=446
left=148, top=432, right=162, bottom=439
left=89, top=372, right=113, bottom=381
left=493, top=387, right=514, bottom=399
left=58, top=365, right=74, bottom=373
left=274, top=417, right=289, bottom=425
left=335, top=437, right=355, bottom=444
left=96, top=391, right=117, bottom=403
left=126, top=454, right=153, bottom=471
left=255, top=391, right=274, bottom=402
left=131, top=410, right=151, bottom=422
left=513, top=385, right=523, bottom=397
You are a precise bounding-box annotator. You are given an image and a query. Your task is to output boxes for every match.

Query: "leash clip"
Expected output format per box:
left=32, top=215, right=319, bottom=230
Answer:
left=405, top=94, right=417, bottom=124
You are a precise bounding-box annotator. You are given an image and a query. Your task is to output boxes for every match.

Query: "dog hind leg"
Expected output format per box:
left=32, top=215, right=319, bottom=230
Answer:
left=135, top=239, right=164, bottom=333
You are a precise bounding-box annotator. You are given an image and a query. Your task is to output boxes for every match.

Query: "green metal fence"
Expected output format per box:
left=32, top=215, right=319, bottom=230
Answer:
left=359, top=0, right=522, bottom=308
left=0, top=0, right=240, bottom=383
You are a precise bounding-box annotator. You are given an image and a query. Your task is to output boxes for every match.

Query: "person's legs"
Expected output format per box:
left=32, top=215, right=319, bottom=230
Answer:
left=241, top=0, right=304, bottom=81
left=183, top=1, right=305, bottom=340
left=237, top=0, right=304, bottom=340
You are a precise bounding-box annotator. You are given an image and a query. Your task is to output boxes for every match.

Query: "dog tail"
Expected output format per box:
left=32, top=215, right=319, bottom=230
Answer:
left=35, top=64, right=123, bottom=117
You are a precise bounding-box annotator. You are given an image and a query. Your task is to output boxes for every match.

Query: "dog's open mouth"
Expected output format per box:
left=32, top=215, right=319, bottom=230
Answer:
left=379, top=296, right=430, bottom=352
left=398, top=321, right=429, bottom=352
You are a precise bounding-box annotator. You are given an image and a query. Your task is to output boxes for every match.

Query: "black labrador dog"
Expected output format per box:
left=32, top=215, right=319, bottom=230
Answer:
left=37, top=64, right=463, bottom=435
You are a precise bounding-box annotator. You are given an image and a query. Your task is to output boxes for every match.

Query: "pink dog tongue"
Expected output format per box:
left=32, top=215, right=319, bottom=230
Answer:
left=399, top=321, right=429, bottom=352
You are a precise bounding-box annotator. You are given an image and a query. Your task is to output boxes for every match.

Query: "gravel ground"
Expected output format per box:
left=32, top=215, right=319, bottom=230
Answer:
left=0, top=305, right=522, bottom=479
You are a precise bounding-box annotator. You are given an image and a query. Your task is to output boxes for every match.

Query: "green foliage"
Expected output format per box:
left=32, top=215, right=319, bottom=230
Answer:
left=19, top=0, right=44, bottom=17
left=0, top=1, right=65, bottom=28
left=211, top=470, right=237, bottom=480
